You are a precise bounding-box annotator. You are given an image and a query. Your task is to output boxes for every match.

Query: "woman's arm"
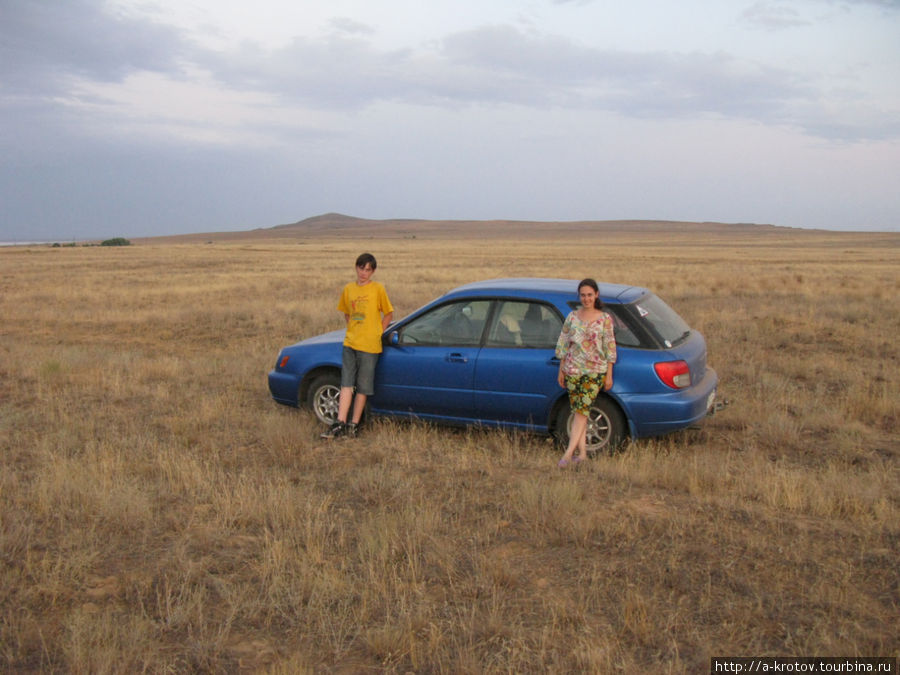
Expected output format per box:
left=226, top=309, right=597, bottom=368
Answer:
left=555, top=312, right=574, bottom=388
left=603, top=313, right=615, bottom=390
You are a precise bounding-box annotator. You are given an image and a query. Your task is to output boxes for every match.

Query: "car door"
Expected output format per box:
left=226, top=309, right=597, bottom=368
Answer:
left=472, top=300, right=564, bottom=427
left=372, top=299, right=491, bottom=421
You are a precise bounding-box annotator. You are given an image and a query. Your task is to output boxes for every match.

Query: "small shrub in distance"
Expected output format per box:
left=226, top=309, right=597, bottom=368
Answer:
left=100, top=237, right=131, bottom=246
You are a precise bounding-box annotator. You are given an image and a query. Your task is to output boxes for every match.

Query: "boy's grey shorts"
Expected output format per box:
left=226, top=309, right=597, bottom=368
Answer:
left=341, top=346, right=379, bottom=396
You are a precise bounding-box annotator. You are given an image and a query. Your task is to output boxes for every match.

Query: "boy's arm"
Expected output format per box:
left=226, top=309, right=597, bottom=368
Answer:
left=378, top=284, right=394, bottom=331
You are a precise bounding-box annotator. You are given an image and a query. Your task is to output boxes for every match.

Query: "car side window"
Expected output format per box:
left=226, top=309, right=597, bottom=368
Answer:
left=605, top=307, right=640, bottom=347
left=566, top=301, right=641, bottom=347
left=399, top=300, right=491, bottom=346
left=486, top=301, right=562, bottom=349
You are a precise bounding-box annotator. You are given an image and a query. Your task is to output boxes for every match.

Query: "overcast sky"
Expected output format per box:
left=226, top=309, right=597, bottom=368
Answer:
left=1, top=0, right=898, bottom=240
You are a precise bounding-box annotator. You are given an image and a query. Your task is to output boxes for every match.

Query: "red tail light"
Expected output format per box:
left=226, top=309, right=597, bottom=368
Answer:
left=655, top=360, right=691, bottom=389
left=279, top=355, right=290, bottom=368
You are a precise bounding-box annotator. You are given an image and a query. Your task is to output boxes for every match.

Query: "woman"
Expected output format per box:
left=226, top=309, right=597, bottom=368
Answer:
left=554, top=278, right=617, bottom=467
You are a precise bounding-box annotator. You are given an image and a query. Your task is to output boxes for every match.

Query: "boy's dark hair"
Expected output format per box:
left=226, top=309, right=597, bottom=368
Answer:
left=356, top=252, right=377, bottom=270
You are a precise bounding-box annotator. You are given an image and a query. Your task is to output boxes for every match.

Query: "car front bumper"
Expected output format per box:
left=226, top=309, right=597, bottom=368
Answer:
left=268, top=369, right=302, bottom=406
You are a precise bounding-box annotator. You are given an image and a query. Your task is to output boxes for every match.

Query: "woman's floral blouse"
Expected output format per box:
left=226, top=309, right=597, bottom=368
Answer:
left=555, top=310, right=617, bottom=377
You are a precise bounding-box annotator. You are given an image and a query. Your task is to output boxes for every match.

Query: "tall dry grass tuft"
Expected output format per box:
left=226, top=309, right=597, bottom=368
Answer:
left=1, top=228, right=898, bottom=672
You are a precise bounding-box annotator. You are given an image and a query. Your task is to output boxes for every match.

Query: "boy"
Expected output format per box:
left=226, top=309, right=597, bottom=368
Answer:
left=321, top=253, right=394, bottom=439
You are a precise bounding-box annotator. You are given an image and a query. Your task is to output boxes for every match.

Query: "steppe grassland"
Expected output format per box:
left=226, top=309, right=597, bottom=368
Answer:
left=1, top=228, right=898, bottom=673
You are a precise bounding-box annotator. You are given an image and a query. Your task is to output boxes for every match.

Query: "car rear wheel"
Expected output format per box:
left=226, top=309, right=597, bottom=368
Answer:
left=554, top=396, right=626, bottom=455
left=307, top=373, right=341, bottom=425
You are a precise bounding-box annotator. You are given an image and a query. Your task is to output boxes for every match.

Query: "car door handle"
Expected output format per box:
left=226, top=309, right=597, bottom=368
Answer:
left=549, top=357, right=560, bottom=365
left=446, top=352, right=469, bottom=363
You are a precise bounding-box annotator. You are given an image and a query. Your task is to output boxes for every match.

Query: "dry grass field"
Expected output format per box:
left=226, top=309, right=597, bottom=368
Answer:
left=1, top=219, right=898, bottom=673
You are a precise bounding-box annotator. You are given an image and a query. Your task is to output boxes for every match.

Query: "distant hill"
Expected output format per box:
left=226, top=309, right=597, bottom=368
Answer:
left=135, top=213, right=788, bottom=244
left=272, top=213, right=783, bottom=237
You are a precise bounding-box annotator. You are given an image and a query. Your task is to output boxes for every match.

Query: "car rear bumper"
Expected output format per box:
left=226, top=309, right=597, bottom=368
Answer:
left=619, top=367, right=718, bottom=438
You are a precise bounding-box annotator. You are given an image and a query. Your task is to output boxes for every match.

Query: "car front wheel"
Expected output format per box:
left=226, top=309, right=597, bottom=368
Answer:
left=554, top=396, right=626, bottom=455
left=306, top=373, right=341, bottom=425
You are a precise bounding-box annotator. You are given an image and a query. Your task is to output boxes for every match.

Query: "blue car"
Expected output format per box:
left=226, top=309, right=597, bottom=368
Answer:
left=268, top=278, right=718, bottom=453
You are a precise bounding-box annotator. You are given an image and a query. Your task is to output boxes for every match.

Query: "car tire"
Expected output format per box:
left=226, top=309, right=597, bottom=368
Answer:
left=306, top=373, right=341, bottom=425
left=554, top=395, right=626, bottom=455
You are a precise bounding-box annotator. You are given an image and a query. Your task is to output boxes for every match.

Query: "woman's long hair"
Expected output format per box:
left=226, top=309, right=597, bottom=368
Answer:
left=578, top=278, right=604, bottom=310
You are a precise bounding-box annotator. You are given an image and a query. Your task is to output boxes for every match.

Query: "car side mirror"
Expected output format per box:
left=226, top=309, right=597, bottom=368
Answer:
left=389, top=330, right=400, bottom=346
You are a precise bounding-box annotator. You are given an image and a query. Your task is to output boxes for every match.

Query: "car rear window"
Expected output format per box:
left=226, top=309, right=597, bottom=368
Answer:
left=630, top=294, right=691, bottom=348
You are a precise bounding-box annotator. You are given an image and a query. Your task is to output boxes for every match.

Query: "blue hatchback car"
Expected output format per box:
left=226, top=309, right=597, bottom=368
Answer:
left=268, top=278, right=718, bottom=453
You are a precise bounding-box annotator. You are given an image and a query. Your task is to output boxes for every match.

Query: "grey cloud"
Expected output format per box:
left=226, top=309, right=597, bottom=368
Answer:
left=802, top=117, right=900, bottom=141
left=196, top=35, right=413, bottom=107
left=0, top=0, right=188, bottom=96
left=740, top=2, right=812, bottom=29
left=192, top=23, right=891, bottom=141
left=835, top=0, right=900, bottom=8
left=430, top=26, right=814, bottom=123
left=2, top=2, right=893, bottom=145
left=328, top=17, right=376, bottom=36
left=202, top=24, right=811, bottom=117
left=741, top=0, right=899, bottom=30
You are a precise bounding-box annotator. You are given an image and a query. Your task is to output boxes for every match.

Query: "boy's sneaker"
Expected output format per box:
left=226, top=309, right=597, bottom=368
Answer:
left=344, top=423, right=358, bottom=438
left=320, top=421, right=345, bottom=439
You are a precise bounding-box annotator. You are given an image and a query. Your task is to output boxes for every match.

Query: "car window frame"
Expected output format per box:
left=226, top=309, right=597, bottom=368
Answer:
left=566, top=300, right=651, bottom=349
left=484, top=298, right=564, bottom=350
left=395, top=298, right=493, bottom=347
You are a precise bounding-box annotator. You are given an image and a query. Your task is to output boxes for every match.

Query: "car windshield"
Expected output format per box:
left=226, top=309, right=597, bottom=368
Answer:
left=630, top=294, right=691, bottom=348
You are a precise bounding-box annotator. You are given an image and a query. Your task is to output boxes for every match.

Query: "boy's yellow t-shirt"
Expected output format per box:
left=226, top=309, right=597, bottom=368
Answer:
left=337, top=280, right=393, bottom=354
